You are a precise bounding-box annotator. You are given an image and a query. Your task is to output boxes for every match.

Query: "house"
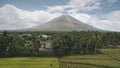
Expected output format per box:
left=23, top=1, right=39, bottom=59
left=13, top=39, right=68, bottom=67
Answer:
left=116, top=45, right=120, bottom=48
left=106, top=45, right=115, bottom=48
left=39, top=40, right=52, bottom=51
left=45, top=40, right=52, bottom=49
left=39, top=34, right=52, bottom=51
left=18, top=33, right=32, bottom=37
left=39, top=44, right=45, bottom=51
left=24, top=41, right=32, bottom=46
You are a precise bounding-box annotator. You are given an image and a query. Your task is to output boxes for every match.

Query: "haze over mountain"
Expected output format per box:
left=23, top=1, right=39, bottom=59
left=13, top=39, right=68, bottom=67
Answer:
left=24, top=15, right=101, bottom=31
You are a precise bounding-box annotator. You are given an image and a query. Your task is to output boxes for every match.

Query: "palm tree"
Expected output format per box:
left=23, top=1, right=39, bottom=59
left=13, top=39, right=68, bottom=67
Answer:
left=93, top=32, right=101, bottom=54
left=0, top=31, right=10, bottom=57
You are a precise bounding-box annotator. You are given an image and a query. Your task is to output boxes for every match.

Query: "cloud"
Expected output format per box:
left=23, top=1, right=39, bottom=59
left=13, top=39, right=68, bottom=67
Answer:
left=47, top=0, right=101, bottom=13
left=46, top=0, right=118, bottom=14
left=0, top=4, right=120, bottom=32
left=98, top=10, right=120, bottom=31
left=69, top=10, right=120, bottom=31
left=108, top=0, right=118, bottom=6
left=0, top=4, right=62, bottom=30
left=46, top=6, right=65, bottom=12
left=46, top=0, right=120, bottom=31
left=108, top=0, right=118, bottom=4
left=68, top=0, right=101, bottom=11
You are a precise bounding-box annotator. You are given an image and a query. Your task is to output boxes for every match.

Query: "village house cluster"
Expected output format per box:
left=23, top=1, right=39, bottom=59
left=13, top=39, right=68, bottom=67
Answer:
left=18, top=33, right=52, bottom=51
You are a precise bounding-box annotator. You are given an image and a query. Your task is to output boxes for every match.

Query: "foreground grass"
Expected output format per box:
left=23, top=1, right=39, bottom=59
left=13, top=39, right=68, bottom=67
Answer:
left=0, top=57, right=59, bottom=68
left=0, top=49, right=119, bottom=68
left=101, top=49, right=120, bottom=61
left=59, top=49, right=120, bottom=68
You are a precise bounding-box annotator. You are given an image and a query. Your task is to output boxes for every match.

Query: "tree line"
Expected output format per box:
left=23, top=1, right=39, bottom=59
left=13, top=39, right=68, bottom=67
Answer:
left=0, top=31, right=120, bottom=57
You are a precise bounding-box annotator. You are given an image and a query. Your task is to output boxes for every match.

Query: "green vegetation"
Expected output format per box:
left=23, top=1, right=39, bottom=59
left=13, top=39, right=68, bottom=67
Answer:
left=59, top=49, right=120, bottom=68
left=0, top=57, right=59, bottom=68
left=0, top=31, right=120, bottom=57
left=0, top=49, right=119, bottom=68
left=101, top=49, right=120, bottom=61
left=0, top=31, right=120, bottom=68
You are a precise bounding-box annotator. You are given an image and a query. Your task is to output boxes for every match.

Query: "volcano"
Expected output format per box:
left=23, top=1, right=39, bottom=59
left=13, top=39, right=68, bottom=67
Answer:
left=25, top=15, right=101, bottom=31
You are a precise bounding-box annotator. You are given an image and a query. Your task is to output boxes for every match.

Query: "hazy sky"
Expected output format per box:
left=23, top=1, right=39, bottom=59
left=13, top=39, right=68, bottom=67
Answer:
left=0, top=0, right=120, bottom=31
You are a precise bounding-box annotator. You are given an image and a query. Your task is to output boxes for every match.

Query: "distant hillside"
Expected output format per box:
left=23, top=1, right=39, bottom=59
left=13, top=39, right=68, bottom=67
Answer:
left=21, top=15, right=101, bottom=31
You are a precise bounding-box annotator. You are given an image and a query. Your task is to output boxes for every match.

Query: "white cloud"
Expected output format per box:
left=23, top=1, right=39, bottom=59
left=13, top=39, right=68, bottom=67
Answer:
left=68, top=0, right=101, bottom=11
left=0, top=4, right=120, bottom=32
left=46, top=0, right=120, bottom=31
left=98, top=10, right=120, bottom=31
left=47, top=0, right=101, bottom=13
left=0, top=4, right=62, bottom=30
left=69, top=10, right=120, bottom=31
left=46, top=6, right=65, bottom=12
left=46, top=0, right=118, bottom=14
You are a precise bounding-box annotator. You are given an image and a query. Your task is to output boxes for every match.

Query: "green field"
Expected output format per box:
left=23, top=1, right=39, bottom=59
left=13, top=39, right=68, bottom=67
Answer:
left=59, top=49, right=120, bottom=68
left=0, top=57, right=59, bottom=68
left=0, top=49, right=120, bottom=68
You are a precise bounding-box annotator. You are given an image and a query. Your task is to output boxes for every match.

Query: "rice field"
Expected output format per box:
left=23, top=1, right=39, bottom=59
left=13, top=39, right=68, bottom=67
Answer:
left=0, top=49, right=119, bottom=68
left=0, top=57, right=59, bottom=68
left=59, top=49, right=120, bottom=68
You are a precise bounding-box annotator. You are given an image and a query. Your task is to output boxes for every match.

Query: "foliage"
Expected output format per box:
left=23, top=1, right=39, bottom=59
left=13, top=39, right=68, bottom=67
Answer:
left=0, top=31, right=120, bottom=57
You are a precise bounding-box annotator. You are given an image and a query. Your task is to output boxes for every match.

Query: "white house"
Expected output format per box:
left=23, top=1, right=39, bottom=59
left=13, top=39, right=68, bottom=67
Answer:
left=39, top=34, right=52, bottom=51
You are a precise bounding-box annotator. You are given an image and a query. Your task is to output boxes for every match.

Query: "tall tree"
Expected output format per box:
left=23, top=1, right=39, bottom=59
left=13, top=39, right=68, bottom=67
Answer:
left=93, top=32, right=101, bottom=54
left=0, top=31, right=13, bottom=57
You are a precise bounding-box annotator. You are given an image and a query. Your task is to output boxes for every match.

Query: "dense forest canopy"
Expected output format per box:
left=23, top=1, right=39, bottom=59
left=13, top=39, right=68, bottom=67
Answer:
left=0, top=31, right=120, bottom=57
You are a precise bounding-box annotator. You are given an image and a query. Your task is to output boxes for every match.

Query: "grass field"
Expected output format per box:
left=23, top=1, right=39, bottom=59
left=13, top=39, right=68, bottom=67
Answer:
left=59, top=49, right=120, bottom=68
left=0, top=49, right=120, bottom=68
left=101, top=49, right=120, bottom=61
left=0, top=57, right=59, bottom=68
